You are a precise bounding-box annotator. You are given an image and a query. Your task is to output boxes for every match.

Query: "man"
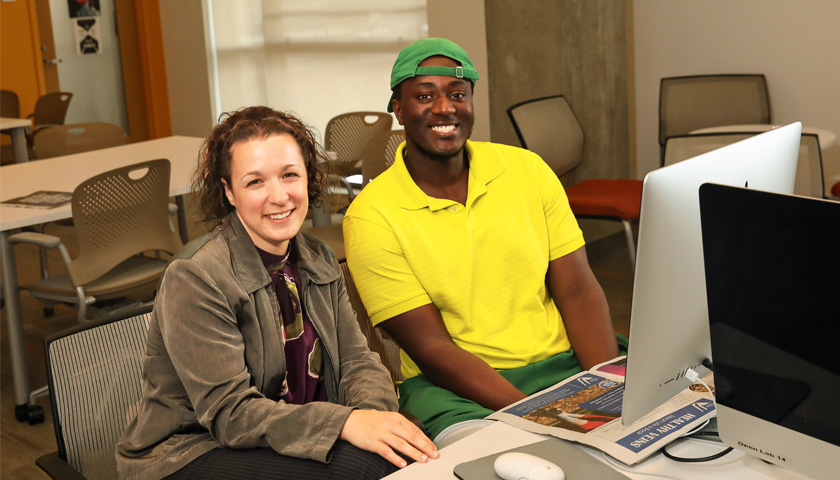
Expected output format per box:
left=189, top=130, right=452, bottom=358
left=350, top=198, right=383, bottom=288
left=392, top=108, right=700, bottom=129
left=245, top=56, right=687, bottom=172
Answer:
left=343, top=37, right=622, bottom=444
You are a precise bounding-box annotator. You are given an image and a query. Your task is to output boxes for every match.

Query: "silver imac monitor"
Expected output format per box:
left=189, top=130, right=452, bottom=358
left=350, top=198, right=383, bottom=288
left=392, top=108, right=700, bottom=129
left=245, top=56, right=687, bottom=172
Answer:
left=700, top=183, right=840, bottom=480
left=621, top=122, right=802, bottom=426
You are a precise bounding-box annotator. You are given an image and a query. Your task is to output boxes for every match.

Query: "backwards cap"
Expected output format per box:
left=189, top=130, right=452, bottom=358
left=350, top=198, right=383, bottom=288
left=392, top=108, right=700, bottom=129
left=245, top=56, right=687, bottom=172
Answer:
left=387, top=37, right=479, bottom=112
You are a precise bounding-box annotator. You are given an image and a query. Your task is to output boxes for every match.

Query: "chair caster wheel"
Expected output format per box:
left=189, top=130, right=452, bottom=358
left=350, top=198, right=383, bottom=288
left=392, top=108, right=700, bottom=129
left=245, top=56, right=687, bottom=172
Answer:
left=44, top=306, right=55, bottom=317
left=15, top=404, right=28, bottom=422
left=14, top=404, right=45, bottom=424
left=28, top=405, right=45, bottom=425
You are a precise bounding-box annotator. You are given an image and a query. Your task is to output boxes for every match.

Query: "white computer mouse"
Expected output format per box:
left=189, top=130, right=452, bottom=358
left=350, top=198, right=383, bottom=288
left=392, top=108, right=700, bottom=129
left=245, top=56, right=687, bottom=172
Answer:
left=493, top=451, right=566, bottom=480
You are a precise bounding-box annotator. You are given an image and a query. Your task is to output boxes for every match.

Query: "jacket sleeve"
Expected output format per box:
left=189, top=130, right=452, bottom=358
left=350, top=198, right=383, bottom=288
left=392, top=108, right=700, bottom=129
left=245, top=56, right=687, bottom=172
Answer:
left=156, top=258, right=353, bottom=463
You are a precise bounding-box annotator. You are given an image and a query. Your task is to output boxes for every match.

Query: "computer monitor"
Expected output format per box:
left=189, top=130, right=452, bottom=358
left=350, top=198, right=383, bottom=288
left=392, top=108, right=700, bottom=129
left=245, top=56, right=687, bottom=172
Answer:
left=621, top=122, right=802, bottom=426
left=700, top=183, right=840, bottom=480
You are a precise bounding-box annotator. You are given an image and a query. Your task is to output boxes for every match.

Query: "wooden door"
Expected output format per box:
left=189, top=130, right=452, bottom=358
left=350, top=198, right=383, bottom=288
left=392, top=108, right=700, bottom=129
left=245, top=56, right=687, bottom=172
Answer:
left=0, top=0, right=46, bottom=120
left=34, top=0, right=60, bottom=92
left=1, top=0, right=171, bottom=146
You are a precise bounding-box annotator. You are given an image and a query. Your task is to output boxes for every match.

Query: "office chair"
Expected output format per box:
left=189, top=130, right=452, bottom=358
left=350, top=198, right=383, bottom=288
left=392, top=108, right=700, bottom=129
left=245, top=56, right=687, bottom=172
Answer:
left=830, top=182, right=840, bottom=200
left=30, top=125, right=177, bottom=311
left=663, top=132, right=825, bottom=198
left=507, top=95, right=642, bottom=267
left=1, top=89, right=22, bottom=165
left=25, top=92, right=74, bottom=156
left=36, top=306, right=152, bottom=480
left=1, top=89, right=20, bottom=118
left=9, top=159, right=183, bottom=322
left=324, top=112, right=392, bottom=205
left=304, top=130, right=405, bottom=261
left=339, top=262, right=403, bottom=385
left=659, top=74, right=770, bottom=163
left=361, top=129, right=405, bottom=186
left=793, top=134, right=825, bottom=199
left=31, top=122, right=129, bottom=287
left=33, top=122, right=128, bottom=159
left=662, top=132, right=755, bottom=167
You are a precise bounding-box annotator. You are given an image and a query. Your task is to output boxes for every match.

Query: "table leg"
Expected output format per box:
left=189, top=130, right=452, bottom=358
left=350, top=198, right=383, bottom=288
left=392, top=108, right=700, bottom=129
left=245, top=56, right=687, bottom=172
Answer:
left=0, top=231, right=42, bottom=423
left=10, top=127, right=29, bottom=163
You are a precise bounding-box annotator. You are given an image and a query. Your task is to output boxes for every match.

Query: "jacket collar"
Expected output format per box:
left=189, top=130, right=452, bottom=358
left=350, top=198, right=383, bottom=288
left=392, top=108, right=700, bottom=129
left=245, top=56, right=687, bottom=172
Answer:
left=220, top=214, right=338, bottom=294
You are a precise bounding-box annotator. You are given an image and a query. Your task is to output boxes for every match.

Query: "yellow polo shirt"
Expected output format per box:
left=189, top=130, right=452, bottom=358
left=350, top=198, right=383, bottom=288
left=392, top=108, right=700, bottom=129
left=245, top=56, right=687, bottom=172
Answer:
left=343, top=140, right=584, bottom=380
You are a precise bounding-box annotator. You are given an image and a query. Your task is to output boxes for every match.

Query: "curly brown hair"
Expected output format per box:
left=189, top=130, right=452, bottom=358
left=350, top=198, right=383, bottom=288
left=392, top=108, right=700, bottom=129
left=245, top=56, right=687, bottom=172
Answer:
left=193, top=106, right=327, bottom=226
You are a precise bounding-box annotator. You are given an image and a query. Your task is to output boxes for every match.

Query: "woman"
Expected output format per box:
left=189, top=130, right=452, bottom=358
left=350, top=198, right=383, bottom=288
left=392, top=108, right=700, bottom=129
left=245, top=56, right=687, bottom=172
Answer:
left=116, top=106, right=437, bottom=479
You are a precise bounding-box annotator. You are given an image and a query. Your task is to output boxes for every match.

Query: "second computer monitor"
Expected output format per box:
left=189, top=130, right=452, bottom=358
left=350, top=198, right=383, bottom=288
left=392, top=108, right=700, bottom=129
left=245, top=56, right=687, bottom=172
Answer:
left=620, top=122, right=801, bottom=426
left=700, top=183, right=840, bottom=480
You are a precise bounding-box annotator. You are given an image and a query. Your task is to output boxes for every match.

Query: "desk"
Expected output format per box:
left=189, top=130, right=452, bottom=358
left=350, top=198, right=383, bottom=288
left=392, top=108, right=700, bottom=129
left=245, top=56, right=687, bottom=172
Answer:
left=0, top=135, right=203, bottom=422
left=386, top=422, right=813, bottom=480
left=691, top=124, right=836, bottom=150
left=0, top=117, right=32, bottom=164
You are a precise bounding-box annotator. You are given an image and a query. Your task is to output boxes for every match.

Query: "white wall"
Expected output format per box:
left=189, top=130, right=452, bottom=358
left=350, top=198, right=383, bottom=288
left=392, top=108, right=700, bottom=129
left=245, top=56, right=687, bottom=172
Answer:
left=159, top=0, right=491, bottom=144
left=633, top=0, right=840, bottom=180
left=179, top=0, right=428, bottom=143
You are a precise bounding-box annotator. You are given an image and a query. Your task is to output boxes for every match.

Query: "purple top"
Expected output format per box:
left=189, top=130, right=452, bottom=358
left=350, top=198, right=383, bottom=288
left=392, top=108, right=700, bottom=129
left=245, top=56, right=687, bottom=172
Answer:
left=257, top=241, right=327, bottom=405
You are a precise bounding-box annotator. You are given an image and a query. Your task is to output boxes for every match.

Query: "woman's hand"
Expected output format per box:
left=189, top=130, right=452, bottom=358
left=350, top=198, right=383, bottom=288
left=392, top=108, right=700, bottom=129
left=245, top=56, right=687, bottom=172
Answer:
left=340, top=409, right=439, bottom=468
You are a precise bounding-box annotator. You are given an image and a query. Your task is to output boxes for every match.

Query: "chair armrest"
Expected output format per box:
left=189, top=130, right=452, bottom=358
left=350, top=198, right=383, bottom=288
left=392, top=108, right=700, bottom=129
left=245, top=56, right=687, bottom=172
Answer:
left=9, top=232, right=73, bottom=264
left=9, top=231, right=62, bottom=248
left=35, top=452, right=86, bottom=480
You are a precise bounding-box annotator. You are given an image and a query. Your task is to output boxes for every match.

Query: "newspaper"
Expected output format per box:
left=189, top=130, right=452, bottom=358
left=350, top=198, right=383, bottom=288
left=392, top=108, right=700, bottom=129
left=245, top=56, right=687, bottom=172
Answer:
left=1, top=191, right=72, bottom=209
left=487, top=356, right=716, bottom=465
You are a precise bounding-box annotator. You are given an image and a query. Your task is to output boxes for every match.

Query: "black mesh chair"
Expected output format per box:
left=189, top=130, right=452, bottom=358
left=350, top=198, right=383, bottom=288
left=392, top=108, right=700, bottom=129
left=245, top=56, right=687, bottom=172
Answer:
left=36, top=306, right=152, bottom=480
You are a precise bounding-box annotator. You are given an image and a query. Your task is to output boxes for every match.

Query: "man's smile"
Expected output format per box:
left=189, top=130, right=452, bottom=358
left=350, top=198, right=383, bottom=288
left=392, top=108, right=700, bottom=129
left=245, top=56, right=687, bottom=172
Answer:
left=431, top=124, right=457, bottom=134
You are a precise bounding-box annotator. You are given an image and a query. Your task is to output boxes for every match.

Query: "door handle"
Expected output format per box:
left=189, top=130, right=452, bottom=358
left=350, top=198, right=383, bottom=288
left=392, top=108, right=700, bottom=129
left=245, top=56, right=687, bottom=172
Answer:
left=43, top=58, right=63, bottom=65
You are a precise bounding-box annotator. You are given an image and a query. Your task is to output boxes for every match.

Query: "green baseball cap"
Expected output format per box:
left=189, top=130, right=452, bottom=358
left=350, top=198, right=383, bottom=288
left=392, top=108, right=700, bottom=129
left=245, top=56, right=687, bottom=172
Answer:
left=387, top=37, right=479, bottom=112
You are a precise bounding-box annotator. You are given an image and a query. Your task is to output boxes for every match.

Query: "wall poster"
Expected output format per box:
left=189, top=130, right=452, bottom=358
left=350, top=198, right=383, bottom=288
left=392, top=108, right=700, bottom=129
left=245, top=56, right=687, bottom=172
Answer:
left=74, top=18, right=100, bottom=55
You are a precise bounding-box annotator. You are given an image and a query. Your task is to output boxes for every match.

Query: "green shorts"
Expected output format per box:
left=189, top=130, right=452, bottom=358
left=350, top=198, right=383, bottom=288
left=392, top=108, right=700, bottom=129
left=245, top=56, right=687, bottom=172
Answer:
left=398, top=334, right=629, bottom=439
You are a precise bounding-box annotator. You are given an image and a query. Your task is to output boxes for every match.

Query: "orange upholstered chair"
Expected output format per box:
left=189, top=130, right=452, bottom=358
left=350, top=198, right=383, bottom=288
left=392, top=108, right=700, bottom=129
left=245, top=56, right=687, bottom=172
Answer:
left=508, top=95, right=642, bottom=267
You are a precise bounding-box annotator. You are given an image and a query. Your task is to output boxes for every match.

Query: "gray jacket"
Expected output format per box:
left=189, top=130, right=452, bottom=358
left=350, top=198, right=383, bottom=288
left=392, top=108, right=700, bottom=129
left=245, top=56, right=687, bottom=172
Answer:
left=116, top=214, right=397, bottom=479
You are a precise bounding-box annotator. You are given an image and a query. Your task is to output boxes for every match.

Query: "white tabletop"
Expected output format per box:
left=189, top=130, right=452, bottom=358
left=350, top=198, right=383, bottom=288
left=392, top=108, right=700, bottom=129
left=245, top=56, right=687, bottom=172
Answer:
left=385, top=421, right=813, bottom=480
left=0, top=135, right=203, bottom=231
left=0, top=117, right=31, bottom=130
left=691, top=124, right=836, bottom=150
